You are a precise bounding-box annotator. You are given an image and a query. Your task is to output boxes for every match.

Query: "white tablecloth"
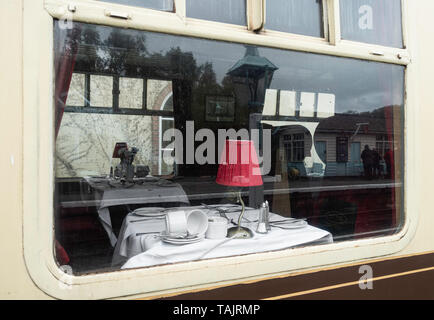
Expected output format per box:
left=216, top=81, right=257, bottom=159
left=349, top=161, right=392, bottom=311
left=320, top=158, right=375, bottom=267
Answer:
left=115, top=205, right=333, bottom=269
left=85, top=177, right=190, bottom=246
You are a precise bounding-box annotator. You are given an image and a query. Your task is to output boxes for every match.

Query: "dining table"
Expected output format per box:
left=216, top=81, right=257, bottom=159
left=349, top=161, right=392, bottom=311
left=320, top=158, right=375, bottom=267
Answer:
left=84, top=176, right=190, bottom=246
left=113, top=204, right=333, bottom=269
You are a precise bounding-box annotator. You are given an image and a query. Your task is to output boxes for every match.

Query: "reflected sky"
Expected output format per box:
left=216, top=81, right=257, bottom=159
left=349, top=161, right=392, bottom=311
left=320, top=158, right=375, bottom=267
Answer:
left=145, top=32, right=404, bottom=114
left=67, top=22, right=405, bottom=115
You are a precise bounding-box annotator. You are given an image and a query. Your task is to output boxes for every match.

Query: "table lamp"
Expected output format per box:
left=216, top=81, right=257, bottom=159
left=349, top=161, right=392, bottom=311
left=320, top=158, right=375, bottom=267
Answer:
left=216, top=139, right=263, bottom=239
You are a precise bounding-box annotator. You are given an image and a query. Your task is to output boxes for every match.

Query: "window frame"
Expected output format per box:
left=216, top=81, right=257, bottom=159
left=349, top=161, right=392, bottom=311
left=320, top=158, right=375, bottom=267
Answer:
left=22, top=0, right=416, bottom=299
left=284, top=133, right=305, bottom=163
left=64, top=72, right=174, bottom=117
left=159, top=93, right=175, bottom=175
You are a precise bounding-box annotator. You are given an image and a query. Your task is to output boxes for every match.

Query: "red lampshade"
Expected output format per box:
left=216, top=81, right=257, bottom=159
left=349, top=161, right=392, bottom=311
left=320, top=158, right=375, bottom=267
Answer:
left=216, top=140, right=263, bottom=187
left=112, top=142, right=128, bottom=158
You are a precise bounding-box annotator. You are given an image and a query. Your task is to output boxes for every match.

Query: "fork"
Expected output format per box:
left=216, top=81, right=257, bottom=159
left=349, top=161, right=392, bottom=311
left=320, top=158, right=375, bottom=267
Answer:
left=200, top=203, right=232, bottom=221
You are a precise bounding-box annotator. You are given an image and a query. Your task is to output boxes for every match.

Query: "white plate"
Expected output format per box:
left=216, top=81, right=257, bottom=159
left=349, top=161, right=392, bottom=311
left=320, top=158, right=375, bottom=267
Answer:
left=161, top=232, right=205, bottom=245
left=133, top=208, right=166, bottom=217
left=162, top=237, right=204, bottom=245
left=134, top=213, right=166, bottom=218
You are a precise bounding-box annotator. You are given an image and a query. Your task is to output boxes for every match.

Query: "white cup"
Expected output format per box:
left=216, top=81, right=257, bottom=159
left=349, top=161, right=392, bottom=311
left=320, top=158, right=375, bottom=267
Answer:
left=205, top=217, right=228, bottom=239
left=165, top=210, right=188, bottom=235
left=140, top=234, right=160, bottom=251
left=185, top=209, right=209, bottom=235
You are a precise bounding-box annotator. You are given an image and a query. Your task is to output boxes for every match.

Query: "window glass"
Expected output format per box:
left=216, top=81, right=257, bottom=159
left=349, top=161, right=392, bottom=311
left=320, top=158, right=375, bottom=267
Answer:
left=186, top=0, right=246, bottom=26
left=98, top=0, right=173, bottom=11
left=160, top=117, right=175, bottom=174
left=119, top=77, right=143, bottom=109
left=146, top=79, right=172, bottom=111
left=90, top=75, right=113, bottom=107
left=162, top=93, right=174, bottom=112
left=65, top=73, right=85, bottom=107
left=340, top=0, right=403, bottom=48
left=266, top=0, right=324, bottom=38
left=54, top=21, right=404, bottom=275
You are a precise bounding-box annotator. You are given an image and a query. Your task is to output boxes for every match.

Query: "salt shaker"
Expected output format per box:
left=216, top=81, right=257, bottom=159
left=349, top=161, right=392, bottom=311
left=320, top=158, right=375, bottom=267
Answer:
left=265, top=200, right=271, bottom=231
left=256, top=202, right=268, bottom=234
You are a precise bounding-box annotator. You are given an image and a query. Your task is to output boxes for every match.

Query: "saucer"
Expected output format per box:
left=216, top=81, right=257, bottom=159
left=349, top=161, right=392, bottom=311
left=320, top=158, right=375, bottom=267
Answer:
left=133, top=207, right=166, bottom=217
left=160, top=232, right=205, bottom=245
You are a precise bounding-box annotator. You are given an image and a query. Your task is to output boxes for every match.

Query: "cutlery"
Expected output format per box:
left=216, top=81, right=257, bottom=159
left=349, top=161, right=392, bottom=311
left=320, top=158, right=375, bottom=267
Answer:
left=270, top=224, right=307, bottom=230
left=269, top=218, right=307, bottom=225
left=200, top=203, right=255, bottom=219
left=161, top=232, right=200, bottom=239
left=135, top=232, right=161, bottom=236
left=130, top=217, right=165, bottom=223
left=135, top=232, right=200, bottom=239
left=201, top=203, right=232, bottom=221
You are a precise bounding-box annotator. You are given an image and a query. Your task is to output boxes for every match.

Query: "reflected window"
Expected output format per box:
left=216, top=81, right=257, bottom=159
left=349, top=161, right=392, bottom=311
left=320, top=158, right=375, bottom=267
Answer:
left=340, top=0, right=403, bottom=48
left=160, top=115, right=175, bottom=175
left=90, top=75, right=113, bottom=107
left=146, top=79, right=173, bottom=111
left=376, top=135, right=391, bottom=158
left=266, top=0, right=324, bottom=37
left=119, top=77, right=143, bottom=109
left=54, top=21, right=405, bottom=275
left=65, top=73, right=86, bottom=107
left=65, top=75, right=173, bottom=112
left=97, top=0, right=173, bottom=11
left=283, top=133, right=306, bottom=162
left=186, top=0, right=246, bottom=25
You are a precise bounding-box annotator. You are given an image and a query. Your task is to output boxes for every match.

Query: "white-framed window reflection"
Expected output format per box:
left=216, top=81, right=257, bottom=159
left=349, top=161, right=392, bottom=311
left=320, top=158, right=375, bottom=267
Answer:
left=159, top=93, right=174, bottom=175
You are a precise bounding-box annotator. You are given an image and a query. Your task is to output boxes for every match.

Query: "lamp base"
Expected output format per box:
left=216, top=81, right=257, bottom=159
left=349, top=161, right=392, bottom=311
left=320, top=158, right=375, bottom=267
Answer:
left=227, top=226, right=254, bottom=239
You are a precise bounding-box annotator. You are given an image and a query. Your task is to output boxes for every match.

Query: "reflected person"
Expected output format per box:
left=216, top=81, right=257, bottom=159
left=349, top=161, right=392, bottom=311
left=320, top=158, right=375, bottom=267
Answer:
left=361, top=145, right=373, bottom=179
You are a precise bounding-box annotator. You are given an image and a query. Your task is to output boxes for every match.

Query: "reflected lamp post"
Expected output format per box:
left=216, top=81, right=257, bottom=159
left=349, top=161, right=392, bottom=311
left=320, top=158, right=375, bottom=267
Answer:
left=226, top=45, right=278, bottom=208
left=227, top=45, right=278, bottom=113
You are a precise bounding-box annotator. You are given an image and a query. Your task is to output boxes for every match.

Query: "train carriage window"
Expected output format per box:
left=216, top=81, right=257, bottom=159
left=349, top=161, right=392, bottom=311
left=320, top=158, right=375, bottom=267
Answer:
left=340, top=0, right=404, bottom=48
left=186, top=0, right=247, bottom=26
left=266, top=0, right=325, bottom=38
left=54, top=20, right=404, bottom=275
left=97, top=0, right=174, bottom=11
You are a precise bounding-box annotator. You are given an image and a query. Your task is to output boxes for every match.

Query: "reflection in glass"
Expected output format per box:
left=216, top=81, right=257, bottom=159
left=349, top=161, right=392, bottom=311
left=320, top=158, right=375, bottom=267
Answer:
left=54, top=21, right=404, bottom=274
left=65, top=73, right=85, bottom=107
left=340, top=0, right=403, bottom=48
left=147, top=79, right=172, bottom=110
left=266, top=0, right=324, bottom=37
left=186, top=0, right=246, bottom=26
left=119, top=77, right=143, bottom=109
left=90, top=75, right=113, bottom=107
left=98, top=0, right=173, bottom=11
